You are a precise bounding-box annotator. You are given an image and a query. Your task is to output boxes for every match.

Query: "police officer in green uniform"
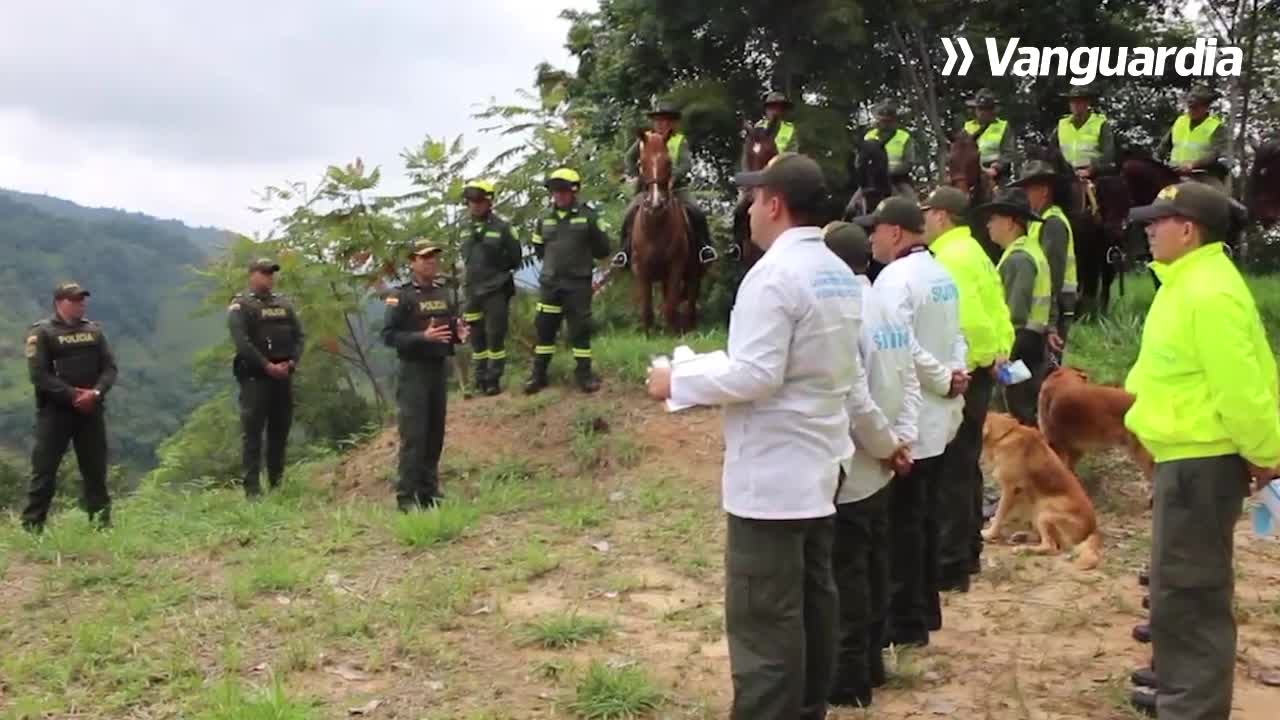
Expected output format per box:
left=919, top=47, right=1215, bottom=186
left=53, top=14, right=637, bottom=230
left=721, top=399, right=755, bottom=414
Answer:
left=615, top=101, right=718, bottom=268
left=1155, top=85, right=1230, bottom=194
left=22, top=282, right=118, bottom=532
left=527, top=168, right=611, bottom=394
left=1125, top=182, right=1280, bottom=717
left=227, top=259, right=305, bottom=498
left=1051, top=85, right=1117, bottom=181
left=1012, top=160, right=1074, bottom=363
left=964, top=89, right=1017, bottom=185
left=864, top=100, right=919, bottom=201
left=461, top=179, right=522, bottom=396
left=974, top=188, right=1051, bottom=425
left=382, top=240, right=469, bottom=511
left=750, top=91, right=800, bottom=157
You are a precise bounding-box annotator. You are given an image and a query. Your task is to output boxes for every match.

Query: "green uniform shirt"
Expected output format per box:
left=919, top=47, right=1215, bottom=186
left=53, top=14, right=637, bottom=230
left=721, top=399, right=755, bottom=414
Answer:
left=381, top=280, right=461, bottom=362
left=227, top=290, right=306, bottom=372
left=530, top=202, right=611, bottom=287
left=26, top=315, right=118, bottom=408
left=1125, top=243, right=1280, bottom=466
left=462, top=212, right=521, bottom=298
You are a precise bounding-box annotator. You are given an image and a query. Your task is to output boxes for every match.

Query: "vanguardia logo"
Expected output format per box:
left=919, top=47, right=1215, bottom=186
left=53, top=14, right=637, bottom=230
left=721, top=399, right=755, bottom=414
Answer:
left=940, top=37, right=1242, bottom=86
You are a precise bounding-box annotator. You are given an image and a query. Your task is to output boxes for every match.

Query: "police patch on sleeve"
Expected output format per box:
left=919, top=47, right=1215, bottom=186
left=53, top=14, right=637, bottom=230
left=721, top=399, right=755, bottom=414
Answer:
left=24, top=334, right=38, bottom=358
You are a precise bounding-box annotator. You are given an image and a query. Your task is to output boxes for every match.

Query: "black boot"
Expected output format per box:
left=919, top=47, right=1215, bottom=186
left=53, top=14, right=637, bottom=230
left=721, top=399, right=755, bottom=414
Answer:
left=472, top=358, right=490, bottom=397
left=486, top=358, right=505, bottom=396
left=575, top=358, right=601, bottom=394
left=524, top=355, right=551, bottom=395
left=1131, top=666, right=1157, bottom=688
left=1130, top=687, right=1157, bottom=717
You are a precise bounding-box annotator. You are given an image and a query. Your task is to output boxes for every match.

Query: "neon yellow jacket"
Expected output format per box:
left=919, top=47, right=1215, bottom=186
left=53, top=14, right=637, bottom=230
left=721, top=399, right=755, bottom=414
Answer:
left=929, top=225, right=1014, bottom=369
left=1125, top=243, right=1280, bottom=466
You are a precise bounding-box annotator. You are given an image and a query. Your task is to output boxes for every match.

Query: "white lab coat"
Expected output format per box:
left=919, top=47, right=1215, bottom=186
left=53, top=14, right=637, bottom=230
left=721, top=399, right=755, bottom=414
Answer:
left=670, top=227, right=896, bottom=520
left=839, top=275, right=922, bottom=504
left=874, top=248, right=967, bottom=460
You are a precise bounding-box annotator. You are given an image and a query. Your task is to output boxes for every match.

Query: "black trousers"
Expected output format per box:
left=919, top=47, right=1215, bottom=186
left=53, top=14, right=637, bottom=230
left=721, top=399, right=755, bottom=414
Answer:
left=891, top=454, right=944, bottom=639
left=938, top=367, right=994, bottom=584
left=725, top=512, right=837, bottom=720
left=23, top=405, right=110, bottom=529
left=465, top=290, right=511, bottom=377
left=1004, top=328, right=1046, bottom=426
left=831, top=484, right=891, bottom=702
left=396, top=359, right=448, bottom=508
left=238, top=375, right=293, bottom=495
left=533, top=284, right=593, bottom=367
left=1150, top=456, right=1248, bottom=720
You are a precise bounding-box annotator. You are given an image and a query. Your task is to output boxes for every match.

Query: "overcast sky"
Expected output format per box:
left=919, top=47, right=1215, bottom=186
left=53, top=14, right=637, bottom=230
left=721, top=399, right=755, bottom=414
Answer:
left=0, top=0, right=598, bottom=235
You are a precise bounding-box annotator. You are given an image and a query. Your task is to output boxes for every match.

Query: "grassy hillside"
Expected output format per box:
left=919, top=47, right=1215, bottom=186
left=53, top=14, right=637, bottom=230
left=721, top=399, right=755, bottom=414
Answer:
left=0, top=191, right=225, bottom=475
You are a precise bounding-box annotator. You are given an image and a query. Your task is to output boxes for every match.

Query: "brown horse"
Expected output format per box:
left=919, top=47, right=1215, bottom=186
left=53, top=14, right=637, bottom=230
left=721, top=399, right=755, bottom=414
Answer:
left=631, top=129, right=700, bottom=333
left=732, top=122, right=776, bottom=271
left=1247, top=140, right=1280, bottom=227
left=946, top=130, right=999, bottom=262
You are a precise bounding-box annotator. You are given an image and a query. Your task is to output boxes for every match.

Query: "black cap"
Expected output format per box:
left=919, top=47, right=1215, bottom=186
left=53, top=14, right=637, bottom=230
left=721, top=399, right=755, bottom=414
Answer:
left=853, top=196, right=925, bottom=234
left=920, top=186, right=969, bottom=216
left=823, top=222, right=872, bottom=271
left=973, top=188, right=1044, bottom=225
left=248, top=258, right=281, bottom=273
left=53, top=282, right=90, bottom=300
left=733, top=153, right=828, bottom=211
left=1128, top=182, right=1232, bottom=239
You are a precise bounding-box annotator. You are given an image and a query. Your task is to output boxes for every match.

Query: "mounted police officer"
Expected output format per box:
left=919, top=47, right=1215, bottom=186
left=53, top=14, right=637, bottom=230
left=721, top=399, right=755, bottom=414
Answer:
left=527, top=168, right=611, bottom=395
left=1155, top=85, right=1230, bottom=194
left=1051, top=85, right=1117, bottom=181
left=22, top=282, right=118, bottom=532
left=751, top=91, right=800, bottom=157
left=382, top=240, right=469, bottom=512
left=974, top=188, right=1051, bottom=426
left=615, top=101, right=717, bottom=268
left=460, top=179, right=522, bottom=396
left=964, top=89, right=1017, bottom=185
left=1012, top=160, right=1075, bottom=362
left=865, top=100, right=919, bottom=201
left=227, top=259, right=305, bottom=498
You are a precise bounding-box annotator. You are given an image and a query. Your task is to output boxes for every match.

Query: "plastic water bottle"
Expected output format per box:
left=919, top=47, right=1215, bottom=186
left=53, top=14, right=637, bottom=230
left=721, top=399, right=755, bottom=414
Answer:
left=1253, top=480, right=1280, bottom=536
left=996, top=359, right=1032, bottom=386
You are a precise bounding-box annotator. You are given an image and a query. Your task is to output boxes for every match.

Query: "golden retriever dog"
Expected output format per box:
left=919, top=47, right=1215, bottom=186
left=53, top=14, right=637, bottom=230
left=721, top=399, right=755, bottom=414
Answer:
left=1037, top=366, right=1155, bottom=487
left=981, top=412, right=1103, bottom=570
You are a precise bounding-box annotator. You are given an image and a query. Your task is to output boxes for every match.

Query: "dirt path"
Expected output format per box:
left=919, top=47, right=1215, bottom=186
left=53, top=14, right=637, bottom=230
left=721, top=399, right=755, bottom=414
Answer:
left=322, top=385, right=1280, bottom=719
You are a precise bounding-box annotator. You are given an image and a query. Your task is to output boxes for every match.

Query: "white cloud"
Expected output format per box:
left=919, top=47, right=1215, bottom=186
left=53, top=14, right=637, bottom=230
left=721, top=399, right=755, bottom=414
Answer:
left=0, top=0, right=597, bottom=234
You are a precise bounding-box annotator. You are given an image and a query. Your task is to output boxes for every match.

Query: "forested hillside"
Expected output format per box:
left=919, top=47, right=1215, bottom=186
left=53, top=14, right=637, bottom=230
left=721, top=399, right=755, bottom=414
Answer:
left=0, top=190, right=230, bottom=479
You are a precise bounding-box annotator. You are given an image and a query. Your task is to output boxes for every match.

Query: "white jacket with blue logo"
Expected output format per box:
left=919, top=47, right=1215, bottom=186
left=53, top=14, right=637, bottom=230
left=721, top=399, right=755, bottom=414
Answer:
left=874, top=248, right=967, bottom=459
left=839, top=274, right=922, bottom=504
left=669, top=227, right=898, bottom=520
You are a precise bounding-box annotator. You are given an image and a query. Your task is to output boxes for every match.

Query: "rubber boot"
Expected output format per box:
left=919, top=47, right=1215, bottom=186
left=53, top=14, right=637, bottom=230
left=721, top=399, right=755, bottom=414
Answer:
left=473, top=358, right=490, bottom=397
left=524, top=355, right=551, bottom=395
left=575, top=358, right=601, bottom=394
left=486, top=358, right=505, bottom=396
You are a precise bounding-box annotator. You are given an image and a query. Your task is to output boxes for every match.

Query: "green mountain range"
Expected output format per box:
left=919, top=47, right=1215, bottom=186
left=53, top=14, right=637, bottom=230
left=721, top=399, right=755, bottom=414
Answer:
left=0, top=189, right=232, bottom=475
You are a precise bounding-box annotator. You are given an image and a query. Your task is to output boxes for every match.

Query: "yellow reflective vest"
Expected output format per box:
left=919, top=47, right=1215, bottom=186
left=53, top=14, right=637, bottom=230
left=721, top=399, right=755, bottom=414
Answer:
left=930, top=225, right=1015, bottom=368
left=1125, top=243, right=1280, bottom=466
left=1057, top=113, right=1106, bottom=168
left=964, top=118, right=1008, bottom=165
left=1170, top=114, right=1223, bottom=166
left=997, top=236, right=1052, bottom=332
left=1029, top=205, right=1077, bottom=295
left=865, top=127, right=910, bottom=166
left=757, top=120, right=796, bottom=152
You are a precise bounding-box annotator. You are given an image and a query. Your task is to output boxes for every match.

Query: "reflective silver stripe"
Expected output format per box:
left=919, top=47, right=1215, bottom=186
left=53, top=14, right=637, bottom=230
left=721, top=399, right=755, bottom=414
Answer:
left=1062, top=283, right=1079, bottom=293
left=1024, top=321, right=1048, bottom=333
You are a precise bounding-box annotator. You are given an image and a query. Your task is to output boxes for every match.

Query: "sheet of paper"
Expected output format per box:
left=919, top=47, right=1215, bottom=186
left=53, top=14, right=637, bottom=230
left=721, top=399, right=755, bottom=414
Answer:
left=664, top=350, right=730, bottom=413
